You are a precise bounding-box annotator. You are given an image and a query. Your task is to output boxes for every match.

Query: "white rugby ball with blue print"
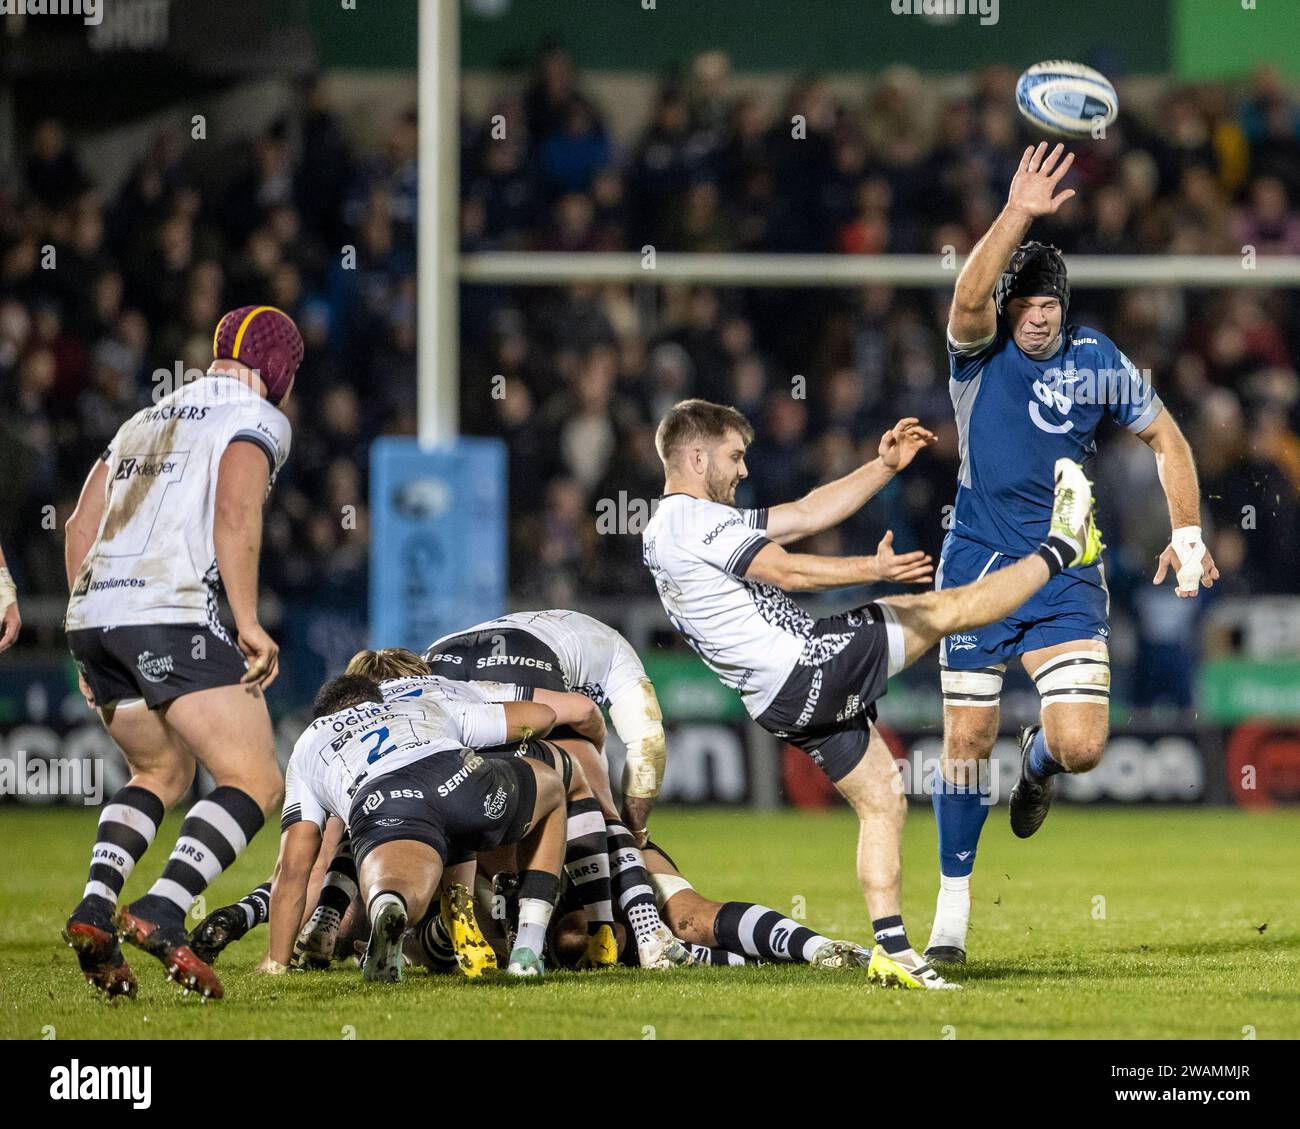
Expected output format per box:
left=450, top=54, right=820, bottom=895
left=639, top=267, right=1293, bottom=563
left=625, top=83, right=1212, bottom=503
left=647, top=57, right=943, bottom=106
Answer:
left=1016, top=61, right=1118, bottom=137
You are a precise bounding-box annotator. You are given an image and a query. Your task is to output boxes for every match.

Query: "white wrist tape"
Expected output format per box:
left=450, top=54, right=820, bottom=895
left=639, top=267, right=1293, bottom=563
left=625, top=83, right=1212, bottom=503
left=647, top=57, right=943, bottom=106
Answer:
left=1171, top=526, right=1205, bottom=594
left=610, top=681, right=666, bottom=800
left=649, top=872, right=694, bottom=911
left=0, top=567, right=15, bottom=616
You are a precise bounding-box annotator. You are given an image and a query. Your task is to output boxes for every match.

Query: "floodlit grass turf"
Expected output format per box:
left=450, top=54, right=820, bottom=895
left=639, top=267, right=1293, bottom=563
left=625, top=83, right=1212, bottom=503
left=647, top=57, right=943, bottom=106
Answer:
left=1, top=806, right=1296, bottom=1040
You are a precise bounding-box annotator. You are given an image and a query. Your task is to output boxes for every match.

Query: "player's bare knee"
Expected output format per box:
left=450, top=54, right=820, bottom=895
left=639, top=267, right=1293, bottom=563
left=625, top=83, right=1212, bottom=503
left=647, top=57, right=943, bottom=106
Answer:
left=132, top=761, right=196, bottom=808
left=847, top=775, right=907, bottom=824
left=221, top=758, right=283, bottom=814
left=945, top=720, right=996, bottom=759
left=260, top=772, right=285, bottom=814
left=566, top=755, right=590, bottom=800
left=531, top=761, right=566, bottom=813
left=1054, top=734, right=1106, bottom=774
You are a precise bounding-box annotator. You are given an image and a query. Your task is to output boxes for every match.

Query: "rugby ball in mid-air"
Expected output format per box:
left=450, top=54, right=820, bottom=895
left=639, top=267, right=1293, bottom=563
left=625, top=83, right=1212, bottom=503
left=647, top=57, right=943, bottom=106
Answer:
left=1015, top=61, right=1118, bottom=138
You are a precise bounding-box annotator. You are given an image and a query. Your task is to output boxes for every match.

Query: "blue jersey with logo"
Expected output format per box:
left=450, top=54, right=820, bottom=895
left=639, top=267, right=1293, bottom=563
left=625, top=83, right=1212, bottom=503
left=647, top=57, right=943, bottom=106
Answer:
left=938, top=322, right=1162, bottom=667
left=947, top=323, right=1162, bottom=556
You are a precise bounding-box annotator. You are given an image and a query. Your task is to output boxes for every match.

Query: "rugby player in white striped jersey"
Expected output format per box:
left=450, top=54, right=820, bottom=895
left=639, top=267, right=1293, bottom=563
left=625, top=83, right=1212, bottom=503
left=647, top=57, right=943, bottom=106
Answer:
left=643, top=399, right=1102, bottom=989
left=61, top=305, right=301, bottom=1000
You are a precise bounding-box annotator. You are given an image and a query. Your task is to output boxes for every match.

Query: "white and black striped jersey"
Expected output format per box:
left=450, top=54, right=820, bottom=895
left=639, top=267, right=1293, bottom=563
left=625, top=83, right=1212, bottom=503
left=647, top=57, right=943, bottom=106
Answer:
left=425, top=610, right=649, bottom=708
left=642, top=493, right=816, bottom=717
left=65, top=375, right=291, bottom=633
left=282, top=694, right=506, bottom=832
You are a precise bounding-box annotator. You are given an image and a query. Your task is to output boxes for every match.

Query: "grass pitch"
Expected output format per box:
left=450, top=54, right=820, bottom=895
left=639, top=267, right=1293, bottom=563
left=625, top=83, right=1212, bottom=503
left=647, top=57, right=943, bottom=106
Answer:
left=1, top=805, right=1296, bottom=1040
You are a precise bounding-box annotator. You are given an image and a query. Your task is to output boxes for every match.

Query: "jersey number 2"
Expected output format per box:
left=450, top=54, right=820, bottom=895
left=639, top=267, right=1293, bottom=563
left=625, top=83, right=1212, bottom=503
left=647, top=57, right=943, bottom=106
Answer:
left=361, top=727, right=397, bottom=764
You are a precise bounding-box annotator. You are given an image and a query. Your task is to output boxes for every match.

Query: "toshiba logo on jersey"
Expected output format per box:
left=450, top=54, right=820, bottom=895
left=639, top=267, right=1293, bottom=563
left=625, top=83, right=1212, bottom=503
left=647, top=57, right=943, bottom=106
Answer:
left=114, top=457, right=177, bottom=481
left=476, top=655, right=553, bottom=672
left=702, top=516, right=744, bottom=544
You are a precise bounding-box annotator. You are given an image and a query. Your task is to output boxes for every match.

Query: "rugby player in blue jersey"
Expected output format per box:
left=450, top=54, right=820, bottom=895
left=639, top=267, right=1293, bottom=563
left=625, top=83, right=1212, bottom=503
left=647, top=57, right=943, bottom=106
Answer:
left=925, top=143, right=1220, bottom=966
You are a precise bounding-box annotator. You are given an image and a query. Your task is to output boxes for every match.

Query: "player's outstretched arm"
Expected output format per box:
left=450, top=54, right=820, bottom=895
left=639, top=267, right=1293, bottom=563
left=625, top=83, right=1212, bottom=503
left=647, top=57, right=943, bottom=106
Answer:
left=746, top=531, right=933, bottom=592
left=262, top=820, right=323, bottom=972
left=1139, top=409, right=1220, bottom=597
left=765, top=418, right=936, bottom=545
left=949, top=141, right=1075, bottom=345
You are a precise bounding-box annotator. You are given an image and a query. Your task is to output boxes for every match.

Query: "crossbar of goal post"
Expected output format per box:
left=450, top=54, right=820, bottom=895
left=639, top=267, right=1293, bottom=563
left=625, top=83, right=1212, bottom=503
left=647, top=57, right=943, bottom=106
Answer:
left=459, top=252, right=1300, bottom=287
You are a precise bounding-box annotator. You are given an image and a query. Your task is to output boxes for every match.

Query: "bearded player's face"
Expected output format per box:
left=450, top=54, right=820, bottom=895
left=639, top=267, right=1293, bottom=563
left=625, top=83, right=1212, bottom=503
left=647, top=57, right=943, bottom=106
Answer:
left=704, top=431, right=748, bottom=505
left=1007, top=296, right=1063, bottom=357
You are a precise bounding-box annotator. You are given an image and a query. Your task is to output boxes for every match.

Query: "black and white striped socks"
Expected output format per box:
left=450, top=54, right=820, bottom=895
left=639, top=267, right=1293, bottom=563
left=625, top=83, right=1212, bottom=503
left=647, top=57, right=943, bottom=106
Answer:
left=138, top=786, right=264, bottom=925
left=237, top=881, right=272, bottom=929
left=685, top=942, right=751, bottom=966
left=714, top=901, right=831, bottom=963
left=309, top=840, right=359, bottom=928
left=606, top=819, right=667, bottom=945
left=871, top=914, right=911, bottom=955
left=80, top=785, right=165, bottom=913
left=564, top=797, right=614, bottom=933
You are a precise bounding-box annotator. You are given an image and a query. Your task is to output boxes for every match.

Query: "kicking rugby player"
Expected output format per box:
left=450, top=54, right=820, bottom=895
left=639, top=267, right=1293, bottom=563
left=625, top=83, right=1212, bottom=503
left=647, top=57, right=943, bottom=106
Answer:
left=267, top=673, right=569, bottom=980
left=423, top=615, right=690, bottom=968
left=643, top=398, right=1102, bottom=989
left=61, top=305, right=301, bottom=1000
left=927, top=143, right=1217, bottom=965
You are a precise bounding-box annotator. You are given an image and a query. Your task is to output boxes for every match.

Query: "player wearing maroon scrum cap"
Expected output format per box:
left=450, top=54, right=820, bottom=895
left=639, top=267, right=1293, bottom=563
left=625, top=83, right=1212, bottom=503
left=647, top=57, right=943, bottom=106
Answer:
left=61, top=305, right=302, bottom=1000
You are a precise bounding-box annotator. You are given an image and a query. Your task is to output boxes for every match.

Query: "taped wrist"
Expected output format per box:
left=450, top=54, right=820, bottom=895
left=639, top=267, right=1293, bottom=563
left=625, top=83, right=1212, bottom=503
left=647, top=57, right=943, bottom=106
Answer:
left=1171, top=525, right=1205, bottom=591
left=1036, top=535, right=1076, bottom=578
left=610, top=684, right=666, bottom=800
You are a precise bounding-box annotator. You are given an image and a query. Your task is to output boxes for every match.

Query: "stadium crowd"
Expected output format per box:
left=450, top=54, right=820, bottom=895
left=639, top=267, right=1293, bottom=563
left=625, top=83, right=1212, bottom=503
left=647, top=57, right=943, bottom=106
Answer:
left=2, top=53, right=1299, bottom=707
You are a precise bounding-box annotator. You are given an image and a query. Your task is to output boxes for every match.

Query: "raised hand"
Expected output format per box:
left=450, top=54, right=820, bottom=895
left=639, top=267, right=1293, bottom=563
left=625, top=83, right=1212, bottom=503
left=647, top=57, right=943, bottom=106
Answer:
left=879, top=417, right=938, bottom=473
left=1153, top=542, right=1220, bottom=597
left=871, top=530, right=934, bottom=585
left=1007, top=142, right=1076, bottom=218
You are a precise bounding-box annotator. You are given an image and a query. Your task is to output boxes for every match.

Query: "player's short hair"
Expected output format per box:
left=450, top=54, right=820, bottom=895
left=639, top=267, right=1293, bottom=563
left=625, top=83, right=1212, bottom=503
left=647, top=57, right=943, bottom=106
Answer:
left=655, top=399, right=754, bottom=466
left=345, top=647, right=430, bottom=681
left=313, top=674, right=383, bottom=718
